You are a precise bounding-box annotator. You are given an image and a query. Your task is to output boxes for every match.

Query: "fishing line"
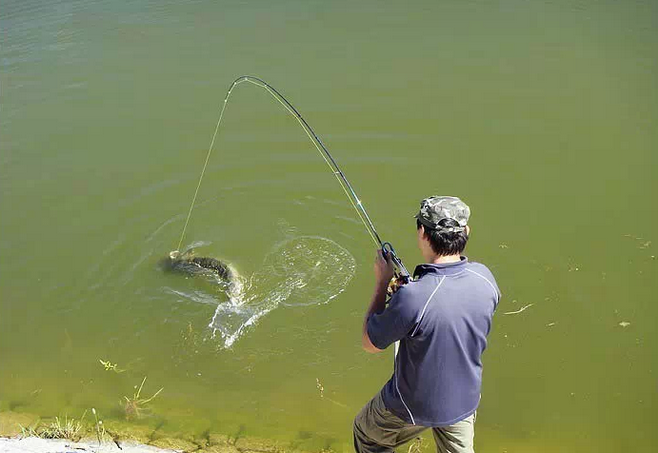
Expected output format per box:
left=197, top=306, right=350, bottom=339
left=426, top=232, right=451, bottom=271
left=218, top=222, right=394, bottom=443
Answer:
left=176, top=76, right=381, bottom=250
left=175, top=75, right=410, bottom=278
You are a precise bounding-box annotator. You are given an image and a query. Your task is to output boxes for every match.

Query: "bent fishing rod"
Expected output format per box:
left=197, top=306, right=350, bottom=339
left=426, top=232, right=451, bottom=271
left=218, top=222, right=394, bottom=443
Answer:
left=175, top=75, right=411, bottom=285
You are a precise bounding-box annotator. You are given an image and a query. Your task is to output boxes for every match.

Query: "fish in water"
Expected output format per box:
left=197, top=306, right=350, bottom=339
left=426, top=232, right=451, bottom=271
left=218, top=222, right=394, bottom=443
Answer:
left=165, top=249, right=240, bottom=295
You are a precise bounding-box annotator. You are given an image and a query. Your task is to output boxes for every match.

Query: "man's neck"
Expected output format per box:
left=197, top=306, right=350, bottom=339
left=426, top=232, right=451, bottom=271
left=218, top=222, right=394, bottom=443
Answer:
left=428, top=254, right=461, bottom=264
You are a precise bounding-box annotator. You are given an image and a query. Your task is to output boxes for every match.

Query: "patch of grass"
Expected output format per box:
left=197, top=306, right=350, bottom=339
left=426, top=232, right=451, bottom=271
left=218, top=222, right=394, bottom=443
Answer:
left=20, top=411, right=87, bottom=441
left=19, top=424, right=40, bottom=438
left=92, top=408, right=106, bottom=445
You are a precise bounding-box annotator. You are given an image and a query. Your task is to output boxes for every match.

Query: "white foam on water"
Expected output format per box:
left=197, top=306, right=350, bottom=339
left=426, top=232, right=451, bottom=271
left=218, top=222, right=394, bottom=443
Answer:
left=207, top=236, right=356, bottom=349
left=165, top=287, right=223, bottom=306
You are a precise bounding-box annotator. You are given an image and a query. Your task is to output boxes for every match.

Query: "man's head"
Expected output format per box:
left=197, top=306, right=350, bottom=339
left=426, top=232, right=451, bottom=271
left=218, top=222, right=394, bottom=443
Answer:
left=414, top=196, right=471, bottom=258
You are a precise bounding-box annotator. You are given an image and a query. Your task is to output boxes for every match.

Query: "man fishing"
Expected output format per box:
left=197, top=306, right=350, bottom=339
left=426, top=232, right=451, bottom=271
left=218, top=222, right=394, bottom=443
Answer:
left=355, top=196, right=500, bottom=453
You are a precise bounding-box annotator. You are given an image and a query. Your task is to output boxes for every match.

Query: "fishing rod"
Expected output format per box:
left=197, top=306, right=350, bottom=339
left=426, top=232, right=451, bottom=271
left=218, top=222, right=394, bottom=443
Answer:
left=175, top=75, right=411, bottom=287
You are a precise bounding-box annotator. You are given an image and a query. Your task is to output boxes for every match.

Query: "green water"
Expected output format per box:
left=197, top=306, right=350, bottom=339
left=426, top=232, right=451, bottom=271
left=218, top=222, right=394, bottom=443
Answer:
left=2, top=1, right=657, bottom=451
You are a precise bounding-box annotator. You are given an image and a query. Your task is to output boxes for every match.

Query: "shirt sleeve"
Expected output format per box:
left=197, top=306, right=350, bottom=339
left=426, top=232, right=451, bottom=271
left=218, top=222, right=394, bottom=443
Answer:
left=366, top=285, right=418, bottom=350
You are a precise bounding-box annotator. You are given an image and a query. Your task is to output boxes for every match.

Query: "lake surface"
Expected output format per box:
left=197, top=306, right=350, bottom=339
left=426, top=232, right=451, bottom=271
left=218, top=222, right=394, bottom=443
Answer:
left=1, top=1, right=657, bottom=451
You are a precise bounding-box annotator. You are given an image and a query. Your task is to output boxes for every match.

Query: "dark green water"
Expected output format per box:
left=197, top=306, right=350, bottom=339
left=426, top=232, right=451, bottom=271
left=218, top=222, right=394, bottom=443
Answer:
left=2, top=1, right=657, bottom=451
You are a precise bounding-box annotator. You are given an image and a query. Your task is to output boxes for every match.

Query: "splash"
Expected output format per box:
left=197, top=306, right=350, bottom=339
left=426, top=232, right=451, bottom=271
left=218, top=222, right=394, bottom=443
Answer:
left=208, top=236, right=356, bottom=348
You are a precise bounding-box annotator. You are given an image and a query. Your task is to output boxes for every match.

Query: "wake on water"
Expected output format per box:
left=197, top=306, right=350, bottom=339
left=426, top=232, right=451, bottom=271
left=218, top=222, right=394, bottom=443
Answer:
left=171, top=236, right=356, bottom=349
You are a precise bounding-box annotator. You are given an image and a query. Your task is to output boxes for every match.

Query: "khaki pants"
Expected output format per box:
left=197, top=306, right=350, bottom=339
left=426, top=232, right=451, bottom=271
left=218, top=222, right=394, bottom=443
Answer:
left=353, top=392, right=476, bottom=453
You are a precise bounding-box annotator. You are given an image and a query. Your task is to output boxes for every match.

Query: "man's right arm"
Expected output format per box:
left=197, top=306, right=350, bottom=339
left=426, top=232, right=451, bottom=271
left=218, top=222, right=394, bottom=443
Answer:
left=363, top=284, right=418, bottom=352
left=361, top=250, right=394, bottom=353
left=361, top=278, right=389, bottom=353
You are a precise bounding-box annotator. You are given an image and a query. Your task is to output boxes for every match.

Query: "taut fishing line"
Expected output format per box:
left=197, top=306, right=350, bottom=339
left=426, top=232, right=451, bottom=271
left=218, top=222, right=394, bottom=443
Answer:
left=174, top=75, right=410, bottom=286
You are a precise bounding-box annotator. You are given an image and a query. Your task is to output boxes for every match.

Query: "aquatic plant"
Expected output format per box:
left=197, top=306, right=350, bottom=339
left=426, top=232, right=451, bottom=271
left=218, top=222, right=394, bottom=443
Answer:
left=123, top=376, right=163, bottom=420
left=407, top=436, right=425, bottom=453
left=313, top=377, right=348, bottom=409
left=316, top=378, right=324, bottom=398
left=99, top=359, right=125, bottom=373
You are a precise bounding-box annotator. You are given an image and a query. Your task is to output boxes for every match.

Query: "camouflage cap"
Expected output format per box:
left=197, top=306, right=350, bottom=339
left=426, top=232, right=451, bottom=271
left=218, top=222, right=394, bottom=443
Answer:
left=414, top=196, right=470, bottom=233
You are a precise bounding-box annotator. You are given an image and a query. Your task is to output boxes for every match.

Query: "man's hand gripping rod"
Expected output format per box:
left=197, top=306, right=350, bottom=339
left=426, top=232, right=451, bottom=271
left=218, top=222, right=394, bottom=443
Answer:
left=381, top=242, right=411, bottom=296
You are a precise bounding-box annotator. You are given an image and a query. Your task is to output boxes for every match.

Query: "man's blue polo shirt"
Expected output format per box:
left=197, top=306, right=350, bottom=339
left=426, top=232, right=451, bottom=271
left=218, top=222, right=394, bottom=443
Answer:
left=367, top=257, right=500, bottom=427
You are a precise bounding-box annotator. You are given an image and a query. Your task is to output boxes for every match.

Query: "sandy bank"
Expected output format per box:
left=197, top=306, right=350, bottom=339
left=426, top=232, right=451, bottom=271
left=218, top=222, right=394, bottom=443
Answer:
left=0, top=437, right=177, bottom=453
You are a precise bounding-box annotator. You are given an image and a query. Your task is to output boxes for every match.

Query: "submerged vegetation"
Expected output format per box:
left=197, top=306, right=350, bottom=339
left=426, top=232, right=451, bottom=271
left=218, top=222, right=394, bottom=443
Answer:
left=9, top=373, right=166, bottom=448
left=123, top=377, right=164, bottom=421
left=407, top=437, right=425, bottom=453
left=99, top=359, right=125, bottom=373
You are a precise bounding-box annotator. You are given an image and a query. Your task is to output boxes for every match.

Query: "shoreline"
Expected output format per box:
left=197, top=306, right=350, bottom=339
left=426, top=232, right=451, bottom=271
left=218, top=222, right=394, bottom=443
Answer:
left=0, top=411, right=317, bottom=453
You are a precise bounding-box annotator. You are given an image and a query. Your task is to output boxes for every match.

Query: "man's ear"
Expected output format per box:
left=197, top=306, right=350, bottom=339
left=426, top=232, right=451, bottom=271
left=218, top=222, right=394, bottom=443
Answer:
left=465, top=225, right=471, bottom=236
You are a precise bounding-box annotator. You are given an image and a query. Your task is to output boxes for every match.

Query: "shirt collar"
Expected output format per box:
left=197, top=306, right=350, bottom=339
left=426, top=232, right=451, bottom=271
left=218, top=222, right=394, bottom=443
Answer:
left=413, top=256, right=468, bottom=278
